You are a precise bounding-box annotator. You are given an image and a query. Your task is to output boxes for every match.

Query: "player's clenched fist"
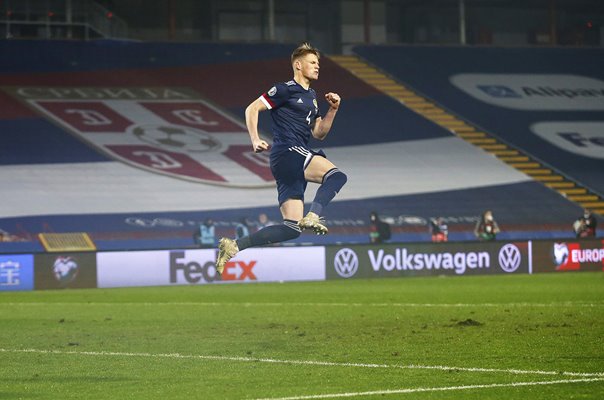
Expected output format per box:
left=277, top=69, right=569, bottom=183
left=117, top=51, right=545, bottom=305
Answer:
left=325, top=92, right=341, bottom=110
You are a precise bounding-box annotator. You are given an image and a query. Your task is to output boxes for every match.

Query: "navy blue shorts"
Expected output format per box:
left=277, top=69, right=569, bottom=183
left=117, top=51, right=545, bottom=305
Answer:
left=270, top=146, right=326, bottom=205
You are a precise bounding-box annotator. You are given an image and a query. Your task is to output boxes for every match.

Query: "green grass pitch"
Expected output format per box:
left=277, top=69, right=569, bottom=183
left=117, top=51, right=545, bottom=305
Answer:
left=1, top=272, right=603, bottom=399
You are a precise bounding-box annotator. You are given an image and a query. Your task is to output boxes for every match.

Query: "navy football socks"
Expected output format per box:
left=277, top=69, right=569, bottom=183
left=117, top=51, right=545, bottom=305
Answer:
left=235, top=169, right=346, bottom=250
left=309, top=168, right=347, bottom=216
left=236, top=219, right=301, bottom=250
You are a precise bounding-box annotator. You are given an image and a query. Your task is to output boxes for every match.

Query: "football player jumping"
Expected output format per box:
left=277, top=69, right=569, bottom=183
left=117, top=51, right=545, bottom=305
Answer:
left=216, top=42, right=347, bottom=276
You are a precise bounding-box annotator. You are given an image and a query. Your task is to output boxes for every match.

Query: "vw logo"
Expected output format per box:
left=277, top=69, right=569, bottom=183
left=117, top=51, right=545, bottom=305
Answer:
left=334, top=248, right=359, bottom=278
left=498, top=244, right=521, bottom=273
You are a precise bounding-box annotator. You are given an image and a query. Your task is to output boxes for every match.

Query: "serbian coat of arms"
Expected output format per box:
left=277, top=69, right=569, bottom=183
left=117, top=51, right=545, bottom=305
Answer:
left=8, top=86, right=274, bottom=188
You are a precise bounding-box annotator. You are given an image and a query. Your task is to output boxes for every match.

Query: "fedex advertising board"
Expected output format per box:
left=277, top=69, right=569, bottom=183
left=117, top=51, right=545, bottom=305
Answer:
left=97, top=247, right=324, bottom=288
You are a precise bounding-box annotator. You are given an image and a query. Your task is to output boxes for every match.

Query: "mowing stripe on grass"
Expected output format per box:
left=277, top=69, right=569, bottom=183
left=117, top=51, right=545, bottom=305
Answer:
left=2, top=301, right=603, bottom=308
left=252, top=377, right=604, bottom=400
left=1, top=348, right=603, bottom=378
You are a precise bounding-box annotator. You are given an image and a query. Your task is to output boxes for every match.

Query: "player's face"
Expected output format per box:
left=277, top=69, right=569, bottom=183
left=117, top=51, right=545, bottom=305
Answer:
left=299, top=54, right=320, bottom=81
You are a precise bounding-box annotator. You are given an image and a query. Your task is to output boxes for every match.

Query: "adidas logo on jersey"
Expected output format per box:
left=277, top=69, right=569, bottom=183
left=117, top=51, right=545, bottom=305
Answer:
left=297, top=98, right=303, bottom=104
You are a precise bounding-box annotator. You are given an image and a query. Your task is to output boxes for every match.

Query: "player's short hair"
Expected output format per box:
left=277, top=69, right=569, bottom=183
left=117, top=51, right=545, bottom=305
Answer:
left=291, top=42, right=320, bottom=64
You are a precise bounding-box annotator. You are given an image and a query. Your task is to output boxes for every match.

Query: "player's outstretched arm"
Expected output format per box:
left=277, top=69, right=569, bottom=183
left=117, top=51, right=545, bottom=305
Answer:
left=312, top=92, right=340, bottom=140
left=245, top=98, right=270, bottom=153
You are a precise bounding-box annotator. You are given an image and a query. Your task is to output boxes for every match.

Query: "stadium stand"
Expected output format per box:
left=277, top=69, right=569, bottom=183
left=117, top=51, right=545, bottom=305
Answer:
left=352, top=45, right=604, bottom=201
left=0, top=40, right=597, bottom=252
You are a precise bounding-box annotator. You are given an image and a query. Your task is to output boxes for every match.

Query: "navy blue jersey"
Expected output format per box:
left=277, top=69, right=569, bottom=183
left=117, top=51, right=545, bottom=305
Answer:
left=259, top=80, right=320, bottom=151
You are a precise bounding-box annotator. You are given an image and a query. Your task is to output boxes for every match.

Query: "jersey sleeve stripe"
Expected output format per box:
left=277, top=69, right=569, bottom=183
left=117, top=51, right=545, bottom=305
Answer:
left=260, top=94, right=274, bottom=109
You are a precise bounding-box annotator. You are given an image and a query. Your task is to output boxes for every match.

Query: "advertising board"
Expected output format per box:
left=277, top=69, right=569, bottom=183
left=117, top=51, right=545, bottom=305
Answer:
left=34, top=253, right=97, bottom=290
left=97, top=247, right=325, bottom=288
left=326, top=242, right=530, bottom=279
left=532, top=239, right=604, bottom=273
left=0, top=254, right=34, bottom=291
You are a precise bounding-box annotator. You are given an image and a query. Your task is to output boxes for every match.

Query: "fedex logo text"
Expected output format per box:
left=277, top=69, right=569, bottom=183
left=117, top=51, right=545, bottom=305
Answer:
left=559, top=132, right=604, bottom=148
left=531, top=122, right=604, bottom=160
left=222, top=260, right=257, bottom=281
left=170, top=251, right=217, bottom=283
left=169, top=251, right=257, bottom=283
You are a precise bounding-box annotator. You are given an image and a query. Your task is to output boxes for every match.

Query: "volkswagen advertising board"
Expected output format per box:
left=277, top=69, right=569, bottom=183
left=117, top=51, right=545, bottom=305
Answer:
left=326, top=242, right=530, bottom=280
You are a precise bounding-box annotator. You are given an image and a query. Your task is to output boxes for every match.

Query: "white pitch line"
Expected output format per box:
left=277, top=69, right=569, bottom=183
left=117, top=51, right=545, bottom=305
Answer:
left=252, top=378, right=604, bottom=400
left=1, top=301, right=603, bottom=308
left=1, top=348, right=603, bottom=378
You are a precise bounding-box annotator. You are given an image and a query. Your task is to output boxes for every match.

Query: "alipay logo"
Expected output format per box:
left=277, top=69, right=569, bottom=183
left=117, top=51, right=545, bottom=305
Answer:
left=450, top=74, right=604, bottom=110
left=334, top=248, right=359, bottom=278
left=0, top=255, right=34, bottom=291
left=498, top=244, right=521, bottom=273
left=477, top=85, right=521, bottom=98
